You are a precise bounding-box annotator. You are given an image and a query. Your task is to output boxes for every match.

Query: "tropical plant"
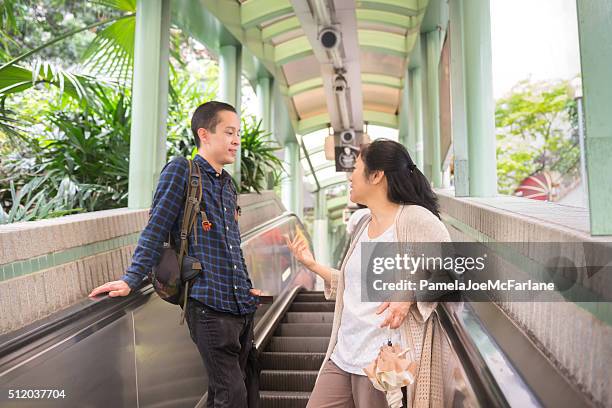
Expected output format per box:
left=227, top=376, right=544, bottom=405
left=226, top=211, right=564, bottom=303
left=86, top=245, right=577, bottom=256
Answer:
left=238, top=116, right=284, bottom=194
left=496, top=79, right=579, bottom=195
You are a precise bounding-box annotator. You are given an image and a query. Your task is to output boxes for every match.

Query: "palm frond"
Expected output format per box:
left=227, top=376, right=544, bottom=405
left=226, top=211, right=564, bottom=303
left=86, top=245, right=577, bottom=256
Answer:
left=0, top=61, right=112, bottom=107
left=82, top=16, right=135, bottom=84
left=89, top=0, right=137, bottom=12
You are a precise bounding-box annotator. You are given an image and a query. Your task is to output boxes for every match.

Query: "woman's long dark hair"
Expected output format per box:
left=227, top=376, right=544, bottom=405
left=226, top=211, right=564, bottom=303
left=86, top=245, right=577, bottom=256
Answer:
left=358, top=139, right=440, bottom=219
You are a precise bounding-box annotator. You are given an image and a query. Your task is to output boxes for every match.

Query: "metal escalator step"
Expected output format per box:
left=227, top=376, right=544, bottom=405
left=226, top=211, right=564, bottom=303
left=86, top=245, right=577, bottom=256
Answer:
left=267, top=337, right=330, bottom=353
left=260, top=352, right=326, bottom=370
left=289, top=302, right=336, bottom=312
left=283, top=312, right=334, bottom=324
left=260, top=391, right=310, bottom=408
left=260, top=370, right=318, bottom=392
left=275, top=323, right=332, bottom=337
left=294, top=292, right=328, bottom=302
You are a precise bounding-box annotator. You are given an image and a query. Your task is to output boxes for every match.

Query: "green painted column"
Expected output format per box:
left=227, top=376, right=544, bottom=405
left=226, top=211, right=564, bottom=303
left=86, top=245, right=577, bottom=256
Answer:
left=426, top=29, right=443, bottom=188
left=398, top=74, right=411, bottom=153
left=410, top=67, right=424, bottom=170
left=449, top=0, right=469, bottom=197
left=257, top=76, right=276, bottom=189
left=313, top=190, right=329, bottom=266
left=281, top=141, right=301, bottom=216
left=576, top=0, right=612, bottom=235
left=219, top=44, right=242, bottom=188
left=256, top=76, right=272, bottom=136
left=154, top=0, right=171, bottom=185
left=463, top=0, right=497, bottom=197
left=128, top=0, right=170, bottom=209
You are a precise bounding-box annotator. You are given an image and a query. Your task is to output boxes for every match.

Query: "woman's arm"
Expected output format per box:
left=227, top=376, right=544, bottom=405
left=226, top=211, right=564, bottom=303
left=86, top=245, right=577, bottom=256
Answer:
left=285, top=234, right=335, bottom=283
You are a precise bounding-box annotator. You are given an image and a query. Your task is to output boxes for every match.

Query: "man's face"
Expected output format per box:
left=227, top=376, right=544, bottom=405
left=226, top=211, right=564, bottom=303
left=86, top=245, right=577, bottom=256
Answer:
left=198, top=110, right=241, bottom=165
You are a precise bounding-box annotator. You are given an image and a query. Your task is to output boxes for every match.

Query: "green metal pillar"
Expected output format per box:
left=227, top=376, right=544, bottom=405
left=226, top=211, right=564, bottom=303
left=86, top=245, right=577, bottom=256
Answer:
left=128, top=0, right=170, bottom=209
left=449, top=0, right=469, bottom=197
left=257, top=76, right=275, bottom=189
left=313, top=190, right=329, bottom=266
left=426, top=29, right=443, bottom=188
left=576, top=0, right=612, bottom=235
left=463, top=0, right=497, bottom=197
left=281, top=142, right=301, bottom=216
left=256, top=76, right=272, bottom=136
left=219, top=44, right=242, bottom=187
left=410, top=67, right=424, bottom=170
left=398, top=74, right=411, bottom=153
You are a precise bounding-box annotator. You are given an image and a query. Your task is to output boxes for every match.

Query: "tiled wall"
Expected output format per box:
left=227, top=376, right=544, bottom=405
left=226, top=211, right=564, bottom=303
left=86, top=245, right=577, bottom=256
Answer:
left=437, top=190, right=612, bottom=408
left=0, top=191, right=285, bottom=335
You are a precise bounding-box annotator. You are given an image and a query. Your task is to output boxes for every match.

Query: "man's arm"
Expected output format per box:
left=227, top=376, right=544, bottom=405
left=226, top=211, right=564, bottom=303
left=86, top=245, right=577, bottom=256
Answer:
left=89, top=159, right=187, bottom=297
left=121, top=159, right=188, bottom=289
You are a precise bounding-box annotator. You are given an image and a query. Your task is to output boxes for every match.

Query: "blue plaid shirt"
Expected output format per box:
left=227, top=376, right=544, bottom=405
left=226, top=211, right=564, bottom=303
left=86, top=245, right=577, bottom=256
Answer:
left=121, top=154, right=257, bottom=315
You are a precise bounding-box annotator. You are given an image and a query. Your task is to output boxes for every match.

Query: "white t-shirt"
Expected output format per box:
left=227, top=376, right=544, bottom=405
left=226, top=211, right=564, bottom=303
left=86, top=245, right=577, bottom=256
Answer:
left=346, top=208, right=371, bottom=235
left=330, top=221, right=403, bottom=375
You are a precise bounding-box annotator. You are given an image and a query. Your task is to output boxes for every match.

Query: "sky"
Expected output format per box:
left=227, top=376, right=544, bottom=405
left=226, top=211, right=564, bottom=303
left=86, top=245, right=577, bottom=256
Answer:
left=490, top=0, right=582, bottom=99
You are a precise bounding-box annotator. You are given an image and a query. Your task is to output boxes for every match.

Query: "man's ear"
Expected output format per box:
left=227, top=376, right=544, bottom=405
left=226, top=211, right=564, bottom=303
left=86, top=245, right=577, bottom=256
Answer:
left=197, top=128, right=208, bottom=146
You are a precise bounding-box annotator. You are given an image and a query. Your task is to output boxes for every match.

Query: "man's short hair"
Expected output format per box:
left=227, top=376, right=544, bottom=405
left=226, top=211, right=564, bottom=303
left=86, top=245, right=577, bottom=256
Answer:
left=191, top=101, right=237, bottom=148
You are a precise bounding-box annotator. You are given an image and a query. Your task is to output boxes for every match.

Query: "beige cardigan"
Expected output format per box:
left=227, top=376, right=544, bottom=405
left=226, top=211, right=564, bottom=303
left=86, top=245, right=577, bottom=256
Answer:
left=319, top=204, right=452, bottom=405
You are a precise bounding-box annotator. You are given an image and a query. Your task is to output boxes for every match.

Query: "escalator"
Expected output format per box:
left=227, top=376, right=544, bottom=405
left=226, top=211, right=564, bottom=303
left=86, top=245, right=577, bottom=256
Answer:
left=258, top=290, right=333, bottom=408
left=0, top=211, right=592, bottom=408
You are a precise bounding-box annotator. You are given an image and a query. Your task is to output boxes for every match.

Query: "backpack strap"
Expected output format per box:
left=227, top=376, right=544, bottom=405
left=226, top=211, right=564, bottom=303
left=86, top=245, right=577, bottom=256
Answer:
left=178, top=158, right=203, bottom=323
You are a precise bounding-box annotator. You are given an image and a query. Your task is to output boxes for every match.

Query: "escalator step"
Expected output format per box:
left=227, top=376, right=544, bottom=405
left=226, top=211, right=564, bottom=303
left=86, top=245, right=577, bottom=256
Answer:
left=267, top=337, right=330, bottom=353
left=283, top=312, right=334, bottom=324
left=289, top=302, right=336, bottom=312
left=275, top=323, right=332, bottom=337
left=294, top=293, right=328, bottom=302
left=260, top=370, right=318, bottom=392
left=261, top=352, right=326, bottom=370
left=260, top=391, right=310, bottom=408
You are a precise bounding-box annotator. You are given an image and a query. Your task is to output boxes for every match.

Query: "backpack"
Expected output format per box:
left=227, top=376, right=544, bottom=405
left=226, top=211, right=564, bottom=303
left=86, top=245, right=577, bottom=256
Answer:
left=148, top=158, right=205, bottom=324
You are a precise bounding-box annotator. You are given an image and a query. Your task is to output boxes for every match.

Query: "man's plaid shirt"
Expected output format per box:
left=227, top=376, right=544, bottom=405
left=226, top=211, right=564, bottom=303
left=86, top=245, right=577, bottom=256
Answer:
left=121, top=154, right=257, bottom=315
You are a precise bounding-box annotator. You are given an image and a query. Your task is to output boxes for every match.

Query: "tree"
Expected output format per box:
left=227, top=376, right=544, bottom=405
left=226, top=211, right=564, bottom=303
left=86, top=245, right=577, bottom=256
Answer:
left=495, top=79, right=579, bottom=195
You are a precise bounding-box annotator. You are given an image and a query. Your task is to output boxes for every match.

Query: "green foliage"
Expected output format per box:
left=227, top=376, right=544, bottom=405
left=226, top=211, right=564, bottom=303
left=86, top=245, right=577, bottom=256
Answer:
left=238, top=116, right=284, bottom=194
left=495, top=79, right=579, bottom=195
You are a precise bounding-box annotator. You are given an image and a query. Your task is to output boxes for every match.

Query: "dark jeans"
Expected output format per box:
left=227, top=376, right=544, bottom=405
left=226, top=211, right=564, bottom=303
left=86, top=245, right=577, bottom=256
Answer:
left=185, top=298, right=255, bottom=408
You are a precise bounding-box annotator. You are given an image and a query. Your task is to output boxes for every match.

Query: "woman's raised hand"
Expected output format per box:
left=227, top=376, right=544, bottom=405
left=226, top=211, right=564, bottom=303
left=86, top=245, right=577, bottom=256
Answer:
left=285, top=233, right=316, bottom=269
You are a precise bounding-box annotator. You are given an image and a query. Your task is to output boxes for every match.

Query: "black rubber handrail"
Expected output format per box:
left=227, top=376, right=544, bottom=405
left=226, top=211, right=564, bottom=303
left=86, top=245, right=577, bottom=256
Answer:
left=437, top=302, right=510, bottom=407
left=0, top=214, right=303, bottom=365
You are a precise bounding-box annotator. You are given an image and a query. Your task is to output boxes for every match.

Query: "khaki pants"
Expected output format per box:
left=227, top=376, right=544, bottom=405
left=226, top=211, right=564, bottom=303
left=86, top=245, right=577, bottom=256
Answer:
left=307, top=360, right=388, bottom=408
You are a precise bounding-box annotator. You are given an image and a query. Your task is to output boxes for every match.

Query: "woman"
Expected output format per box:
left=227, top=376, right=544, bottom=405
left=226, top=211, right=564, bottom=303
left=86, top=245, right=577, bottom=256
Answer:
left=286, top=139, right=451, bottom=408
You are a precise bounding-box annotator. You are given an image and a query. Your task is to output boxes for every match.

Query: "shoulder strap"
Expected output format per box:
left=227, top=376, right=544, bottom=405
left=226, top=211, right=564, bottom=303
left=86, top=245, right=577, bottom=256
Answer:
left=178, top=159, right=203, bottom=265
left=350, top=214, right=371, bottom=244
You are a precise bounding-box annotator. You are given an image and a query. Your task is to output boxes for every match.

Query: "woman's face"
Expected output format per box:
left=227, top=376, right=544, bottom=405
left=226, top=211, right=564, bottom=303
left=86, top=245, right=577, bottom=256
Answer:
left=349, top=156, right=371, bottom=205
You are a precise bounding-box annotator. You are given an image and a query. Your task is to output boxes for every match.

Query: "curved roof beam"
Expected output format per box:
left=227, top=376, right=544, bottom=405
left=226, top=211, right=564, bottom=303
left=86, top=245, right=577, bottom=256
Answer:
left=261, top=16, right=301, bottom=41
left=361, top=73, right=402, bottom=89
left=274, top=36, right=313, bottom=65
left=356, top=0, right=427, bottom=16
left=298, top=112, right=331, bottom=135
left=356, top=9, right=423, bottom=29
left=305, top=161, right=335, bottom=177
left=287, top=77, right=324, bottom=96
left=288, top=73, right=400, bottom=98
left=363, top=110, right=398, bottom=128
left=241, top=0, right=293, bottom=28
left=358, top=29, right=417, bottom=57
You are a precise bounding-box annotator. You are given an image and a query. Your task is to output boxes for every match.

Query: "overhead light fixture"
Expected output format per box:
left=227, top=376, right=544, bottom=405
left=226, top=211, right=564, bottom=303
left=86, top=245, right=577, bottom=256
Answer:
left=310, top=0, right=331, bottom=26
left=333, top=74, right=350, bottom=130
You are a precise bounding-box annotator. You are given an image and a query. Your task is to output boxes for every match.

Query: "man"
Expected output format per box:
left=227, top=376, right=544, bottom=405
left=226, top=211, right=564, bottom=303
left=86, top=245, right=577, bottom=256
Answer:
left=89, top=101, right=260, bottom=408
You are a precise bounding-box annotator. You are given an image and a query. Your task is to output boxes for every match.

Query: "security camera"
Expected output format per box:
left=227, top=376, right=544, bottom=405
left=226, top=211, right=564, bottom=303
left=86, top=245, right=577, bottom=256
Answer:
left=319, top=27, right=340, bottom=50
left=340, top=129, right=355, bottom=145
left=334, top=75, right=347, bottom=93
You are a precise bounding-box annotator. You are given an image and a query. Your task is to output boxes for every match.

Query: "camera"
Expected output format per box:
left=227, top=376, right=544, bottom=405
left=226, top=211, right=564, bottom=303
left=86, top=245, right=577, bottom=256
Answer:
left=340, top=129, right=355, bottom=145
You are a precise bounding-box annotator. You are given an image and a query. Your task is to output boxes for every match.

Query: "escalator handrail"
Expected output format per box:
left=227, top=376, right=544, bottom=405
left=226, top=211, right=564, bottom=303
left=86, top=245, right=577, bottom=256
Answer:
left=437, top=302, right=511, bottom=407
left=0, top=212, right=304, bottom=362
